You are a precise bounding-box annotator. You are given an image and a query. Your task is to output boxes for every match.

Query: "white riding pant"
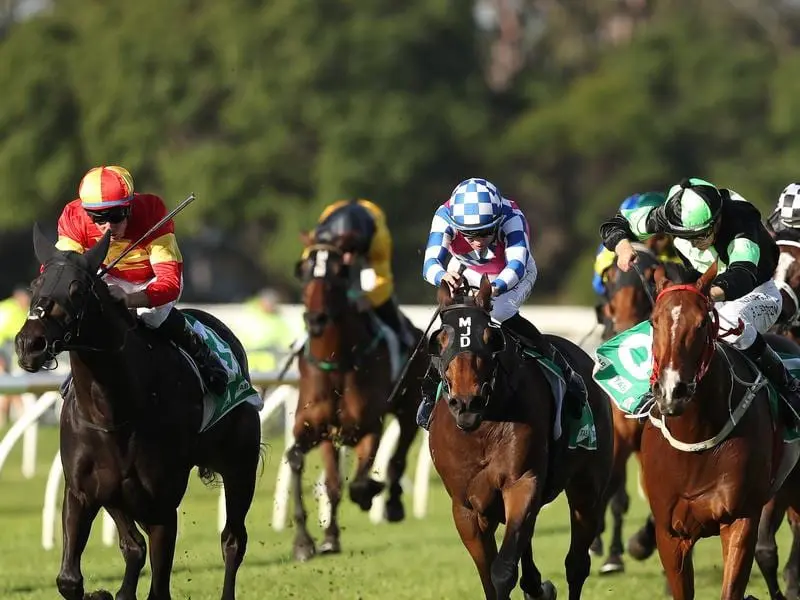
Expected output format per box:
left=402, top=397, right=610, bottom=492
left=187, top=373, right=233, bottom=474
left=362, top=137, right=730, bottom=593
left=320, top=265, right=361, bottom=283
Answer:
left=445, top=256, right=538, bottom=323
left=103, top=275, right=180, bottom=329
left=716, top=279, right=782, bottom=350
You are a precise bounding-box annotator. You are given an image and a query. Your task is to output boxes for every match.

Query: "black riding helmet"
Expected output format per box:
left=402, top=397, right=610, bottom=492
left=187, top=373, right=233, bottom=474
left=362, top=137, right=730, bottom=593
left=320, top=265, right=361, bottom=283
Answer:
left=314, top=199, right=376, bottom=254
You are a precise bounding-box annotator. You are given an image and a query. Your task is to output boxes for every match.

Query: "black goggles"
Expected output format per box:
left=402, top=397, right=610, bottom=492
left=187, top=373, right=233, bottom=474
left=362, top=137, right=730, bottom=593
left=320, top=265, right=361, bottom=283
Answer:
left=86, top=206, right=130, bottom=224
left=461, top=226, right=497, bottom=240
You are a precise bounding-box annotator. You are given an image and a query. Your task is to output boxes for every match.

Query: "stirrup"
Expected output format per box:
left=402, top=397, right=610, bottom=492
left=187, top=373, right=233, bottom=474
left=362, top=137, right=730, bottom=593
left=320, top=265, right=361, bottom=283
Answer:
left=416, top=398, right=435, bottom=430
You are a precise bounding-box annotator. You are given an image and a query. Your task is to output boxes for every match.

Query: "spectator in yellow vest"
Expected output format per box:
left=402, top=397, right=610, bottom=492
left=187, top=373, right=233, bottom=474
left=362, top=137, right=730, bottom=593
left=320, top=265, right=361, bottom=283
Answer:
left=0, top=286, right=31, bottom=426
left=238, top=288, right=296, bottom=373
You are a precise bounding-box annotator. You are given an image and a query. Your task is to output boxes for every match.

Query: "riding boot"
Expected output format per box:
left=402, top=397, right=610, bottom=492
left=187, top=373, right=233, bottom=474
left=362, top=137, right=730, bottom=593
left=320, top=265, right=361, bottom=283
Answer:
left=416, top=367, right=441, bottom=430
left=745, top=334, right=800, bottom=428
left=157, top=308, right=229, bottom=396
left=374, top=297, right=415, bottom=352
left=503, top=314, right=586, bottom=419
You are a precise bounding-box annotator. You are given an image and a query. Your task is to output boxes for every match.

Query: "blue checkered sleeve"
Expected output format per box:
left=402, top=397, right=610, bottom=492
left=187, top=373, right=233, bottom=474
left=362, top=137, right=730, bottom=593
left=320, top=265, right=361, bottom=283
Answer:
left=422, top=205, right=453, bottom=286
left=492, top=210, right=532, bottom=293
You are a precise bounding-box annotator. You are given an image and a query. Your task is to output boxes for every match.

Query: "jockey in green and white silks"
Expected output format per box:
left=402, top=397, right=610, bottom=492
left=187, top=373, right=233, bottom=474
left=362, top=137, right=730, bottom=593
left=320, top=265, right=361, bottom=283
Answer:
left=600, top=177, right=800, bottom=419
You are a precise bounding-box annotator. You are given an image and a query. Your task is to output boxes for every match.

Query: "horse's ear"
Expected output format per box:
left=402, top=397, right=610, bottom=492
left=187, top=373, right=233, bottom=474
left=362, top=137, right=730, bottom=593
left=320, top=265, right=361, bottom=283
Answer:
left=427, top=329, right=443, bottom=355
left=696, top=260, right=718, bottom=294
left=437, top=280, right=453, bottom=306
left=476, top=275, right=492, bottom=312
left=32, top=223, right=55, bottom=265
left=84, top=231, right=111, bottom=274
left=653, top=265, right=671, bottom=294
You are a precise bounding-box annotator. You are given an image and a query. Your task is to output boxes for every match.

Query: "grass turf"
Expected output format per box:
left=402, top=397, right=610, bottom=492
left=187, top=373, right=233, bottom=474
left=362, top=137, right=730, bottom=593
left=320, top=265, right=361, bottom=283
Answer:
left=0, top=425, right=792, bottom=599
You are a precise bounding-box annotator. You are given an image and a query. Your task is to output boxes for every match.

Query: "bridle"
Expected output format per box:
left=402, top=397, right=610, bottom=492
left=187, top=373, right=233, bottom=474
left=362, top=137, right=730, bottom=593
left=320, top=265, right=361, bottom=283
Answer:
left=649, top=284, right=743, bottom=393
left=27, top=260, right=133, bottom=367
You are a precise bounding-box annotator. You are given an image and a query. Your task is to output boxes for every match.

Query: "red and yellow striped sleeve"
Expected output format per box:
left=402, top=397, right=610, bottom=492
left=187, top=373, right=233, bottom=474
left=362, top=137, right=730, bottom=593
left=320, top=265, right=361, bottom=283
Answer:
left=55, top=200, right=88, bottom=254
left=145, top=232, right=183, bottom=306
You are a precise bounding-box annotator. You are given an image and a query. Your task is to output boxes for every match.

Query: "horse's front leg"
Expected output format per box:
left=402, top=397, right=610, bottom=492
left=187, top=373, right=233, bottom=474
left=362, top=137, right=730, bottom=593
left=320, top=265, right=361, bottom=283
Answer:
left=143, top=510, right=178, bottom=600
left=720, top=515, right=760, bottom=600
left=349, top=430, right=384, bottom=511
left=452, top=501, right=499, bottom=600
left=318, top=440, right=342, bottom=554
left=655, top=524, right=695, bottom=600
left=56, top=486, right=100, bottom=600
left=287, top=437, right=317, bottom=561
left=755, top=497, right=788, bottom=600
left=493, top=475, right=539, bottom=600
left=106, top=506, right=147, bottom=600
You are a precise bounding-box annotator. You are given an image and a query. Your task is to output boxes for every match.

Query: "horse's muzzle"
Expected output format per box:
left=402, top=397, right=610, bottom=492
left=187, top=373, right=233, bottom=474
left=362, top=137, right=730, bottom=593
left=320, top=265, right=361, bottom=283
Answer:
left=448, top=394, right=486, bottom=432
left=652, top=379, right=693, bottom=416
left=15, top=330, right=48, bottom=373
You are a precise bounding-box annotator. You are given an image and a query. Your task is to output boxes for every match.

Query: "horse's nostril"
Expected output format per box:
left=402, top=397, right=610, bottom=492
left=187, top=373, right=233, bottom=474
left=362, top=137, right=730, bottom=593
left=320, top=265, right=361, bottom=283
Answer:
left=27, top=335, right=46, bottom=354
left=674, top=381, right=689, bottom=398
left=470, top=396, right=487, bottom=411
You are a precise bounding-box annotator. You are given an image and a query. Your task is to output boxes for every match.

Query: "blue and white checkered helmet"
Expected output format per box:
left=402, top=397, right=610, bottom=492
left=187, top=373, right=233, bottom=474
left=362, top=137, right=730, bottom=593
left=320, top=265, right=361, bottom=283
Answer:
left=447, top=178, right=504, bottom=232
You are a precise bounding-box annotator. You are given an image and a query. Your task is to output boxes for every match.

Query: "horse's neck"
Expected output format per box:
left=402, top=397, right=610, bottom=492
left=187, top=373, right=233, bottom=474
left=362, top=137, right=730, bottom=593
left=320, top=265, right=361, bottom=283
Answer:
left=69, top=319, right=145, bottom=423
left=308, top=307, right=374, bottom=361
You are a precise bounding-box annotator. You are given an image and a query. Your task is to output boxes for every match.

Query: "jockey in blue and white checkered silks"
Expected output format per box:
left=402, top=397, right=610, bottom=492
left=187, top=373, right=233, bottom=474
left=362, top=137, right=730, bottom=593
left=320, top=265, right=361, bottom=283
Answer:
left=768, top=182, right=800, bottom=240
left=415, top=177, right=587, bottom=430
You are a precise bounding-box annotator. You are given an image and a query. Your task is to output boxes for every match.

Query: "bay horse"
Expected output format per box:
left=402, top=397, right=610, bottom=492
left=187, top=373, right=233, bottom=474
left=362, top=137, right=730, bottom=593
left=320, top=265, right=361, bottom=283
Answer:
left=287, top=238, right=427, bottom=561
left=642, top=261, right=798, bottom=600
left=592, top=241, right=693, bottom=574
left=427, top=275, right=612, bottom=600
left=14, top=227, right=262, bottom=600
left=754, top=238, right=800, bottom=600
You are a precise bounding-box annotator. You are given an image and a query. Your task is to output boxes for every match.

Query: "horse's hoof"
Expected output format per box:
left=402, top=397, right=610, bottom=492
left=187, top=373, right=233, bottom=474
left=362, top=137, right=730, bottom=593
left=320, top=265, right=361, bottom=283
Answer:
left=598, top=553, right=625, bottom=575
left=627, top=531, right=657, bottom=561
left=293, top=539, right=316, bottom=562
left=84, top=591, right=114, bottom=600
left=589, top=537, right=603, bottom=557
left=349, top=478, right=385, bottom=511
left=385, top=499, right=405, bottom=523
left=523, top=581, right=557, bottom=600
left=318, top=538, right=341, bottom=554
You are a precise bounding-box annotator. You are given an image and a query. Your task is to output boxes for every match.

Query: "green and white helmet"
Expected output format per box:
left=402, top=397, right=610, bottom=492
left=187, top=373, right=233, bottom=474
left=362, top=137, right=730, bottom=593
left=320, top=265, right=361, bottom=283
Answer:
left=664, top=177, right=723, bottom=238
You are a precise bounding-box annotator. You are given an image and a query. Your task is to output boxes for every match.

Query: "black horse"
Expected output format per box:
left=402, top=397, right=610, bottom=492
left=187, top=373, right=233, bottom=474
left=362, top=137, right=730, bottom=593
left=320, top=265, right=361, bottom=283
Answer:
left=15, top=226, right=262, bottom=600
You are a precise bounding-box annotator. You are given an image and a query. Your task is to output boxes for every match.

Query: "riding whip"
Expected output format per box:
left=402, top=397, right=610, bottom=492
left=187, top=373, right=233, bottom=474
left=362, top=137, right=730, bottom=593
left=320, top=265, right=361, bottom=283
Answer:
left=98, top=193, right=197, bottom=277
left=385, top=264, right=466, bottom=405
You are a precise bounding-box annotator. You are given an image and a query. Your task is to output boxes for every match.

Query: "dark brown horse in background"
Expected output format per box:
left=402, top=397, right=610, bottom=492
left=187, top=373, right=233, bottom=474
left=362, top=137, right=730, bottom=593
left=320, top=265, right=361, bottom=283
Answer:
left=642, top=262, right=798, bottom=599
left=591, top=240, right=692, bottom=575
left=15, top=227, right=262, bottom=600
left=427, top=276, right=612, bottom=600
left=754, top=238, right=800, bottom=600
left=286, top=238, right=427, bottom=561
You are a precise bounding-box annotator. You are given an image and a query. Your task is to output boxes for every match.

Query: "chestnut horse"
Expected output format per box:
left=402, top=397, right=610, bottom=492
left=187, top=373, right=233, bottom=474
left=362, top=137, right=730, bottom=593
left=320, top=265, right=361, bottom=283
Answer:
left=15, top=227, right=262, bottom=600
left=642, top=262, right=799, bottom=599
left=286, top=240, right=427, bottom=561
left=427, top=276, right=612, bottom=600
left=592, top=243, right=692, bottom=574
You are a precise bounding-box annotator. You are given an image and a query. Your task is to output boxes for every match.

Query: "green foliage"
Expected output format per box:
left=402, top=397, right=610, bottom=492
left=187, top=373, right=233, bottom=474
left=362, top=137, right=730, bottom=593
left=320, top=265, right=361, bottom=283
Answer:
left=1, top=0, right=800, bottom=303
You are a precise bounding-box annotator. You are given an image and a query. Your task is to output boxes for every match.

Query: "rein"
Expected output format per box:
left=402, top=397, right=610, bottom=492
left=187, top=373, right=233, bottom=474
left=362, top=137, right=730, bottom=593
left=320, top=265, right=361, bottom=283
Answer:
left=649, top=284, right=744, bottom=387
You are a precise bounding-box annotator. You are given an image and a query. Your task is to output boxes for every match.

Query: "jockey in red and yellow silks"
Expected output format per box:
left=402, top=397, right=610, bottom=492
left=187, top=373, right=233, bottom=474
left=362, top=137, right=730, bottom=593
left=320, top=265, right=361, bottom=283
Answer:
left=54, top=165, right=228, bottom=395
